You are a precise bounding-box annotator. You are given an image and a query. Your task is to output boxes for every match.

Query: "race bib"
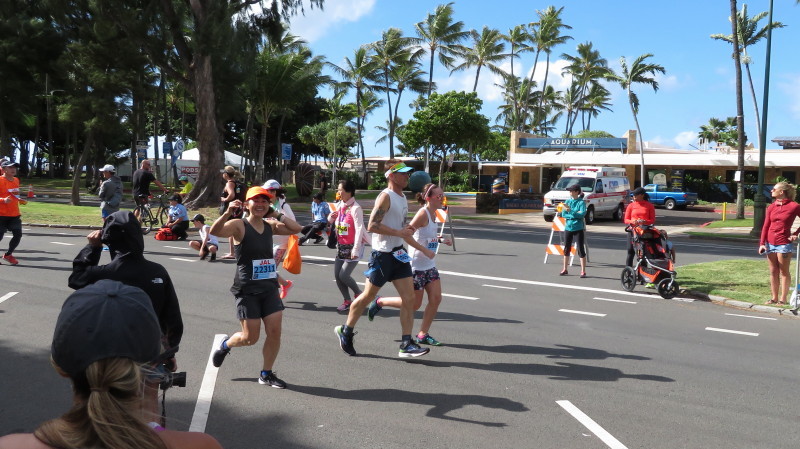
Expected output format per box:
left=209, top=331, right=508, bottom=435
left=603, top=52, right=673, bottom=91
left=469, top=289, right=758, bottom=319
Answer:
left=425, top=237, right=439, bottom=252
left=336, top=222, right=350, bottom=236
left=251, top=258, right=277, bottom=280
left=392, top=248, right=411, bottom=263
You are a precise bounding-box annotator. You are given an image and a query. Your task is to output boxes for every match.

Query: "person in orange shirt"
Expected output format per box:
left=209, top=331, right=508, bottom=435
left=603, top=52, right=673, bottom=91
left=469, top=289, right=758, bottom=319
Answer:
left=624, top=187, right=656, bottom=268
left=0, top=160, right=25, bottom=265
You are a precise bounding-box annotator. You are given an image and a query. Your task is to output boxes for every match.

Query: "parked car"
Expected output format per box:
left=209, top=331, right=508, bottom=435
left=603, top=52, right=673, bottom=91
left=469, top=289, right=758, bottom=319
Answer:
left=643, top=184, right=698, bottom=210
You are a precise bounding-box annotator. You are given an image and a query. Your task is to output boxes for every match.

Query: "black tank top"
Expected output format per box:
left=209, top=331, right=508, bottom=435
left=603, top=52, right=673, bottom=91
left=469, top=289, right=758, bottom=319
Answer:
left=231, top=219, right=278, bottom=296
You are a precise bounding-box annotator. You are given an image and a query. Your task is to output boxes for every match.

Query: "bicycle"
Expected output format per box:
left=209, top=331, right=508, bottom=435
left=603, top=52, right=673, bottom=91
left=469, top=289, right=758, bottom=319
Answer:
left=134, top=193, right=169, bottom=234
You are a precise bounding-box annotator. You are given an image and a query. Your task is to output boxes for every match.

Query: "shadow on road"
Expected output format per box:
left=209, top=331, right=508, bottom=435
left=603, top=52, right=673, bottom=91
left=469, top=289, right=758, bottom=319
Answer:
left=290, top=384, right=528, bottom=427
left=444, top=343, right=650, bottom=360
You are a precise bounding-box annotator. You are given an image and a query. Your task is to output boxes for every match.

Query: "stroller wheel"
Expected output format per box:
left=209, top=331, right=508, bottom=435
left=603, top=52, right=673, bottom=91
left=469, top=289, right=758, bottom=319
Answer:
left=621, top=267, right=636, bottom=292
left=657, top=278, right=679, bottom=299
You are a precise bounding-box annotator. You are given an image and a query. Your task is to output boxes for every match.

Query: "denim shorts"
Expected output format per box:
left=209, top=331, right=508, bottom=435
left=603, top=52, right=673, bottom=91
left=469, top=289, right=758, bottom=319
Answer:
left=766, top=242, right=794, bottom=254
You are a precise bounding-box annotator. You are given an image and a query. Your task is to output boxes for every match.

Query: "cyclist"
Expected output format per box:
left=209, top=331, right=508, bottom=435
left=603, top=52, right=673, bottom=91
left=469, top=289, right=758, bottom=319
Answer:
left=132, top=159, right=168, bottom=213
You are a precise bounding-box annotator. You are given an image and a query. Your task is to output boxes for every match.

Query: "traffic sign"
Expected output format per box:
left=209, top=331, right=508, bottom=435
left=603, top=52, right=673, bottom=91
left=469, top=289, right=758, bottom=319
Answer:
left=162, top=141, right=172, bottom=156
left=174, top=140, right=185, bottom=157
left=281, top=143, right=292, bottom=161
left=136, top=140, right=149, bottom=150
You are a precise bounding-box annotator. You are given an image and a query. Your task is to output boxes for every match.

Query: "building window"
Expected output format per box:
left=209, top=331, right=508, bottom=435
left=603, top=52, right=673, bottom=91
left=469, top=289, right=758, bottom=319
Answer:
left=521, top=171, right=530, bottom=184
left=782, top=171, right=796, bottom=184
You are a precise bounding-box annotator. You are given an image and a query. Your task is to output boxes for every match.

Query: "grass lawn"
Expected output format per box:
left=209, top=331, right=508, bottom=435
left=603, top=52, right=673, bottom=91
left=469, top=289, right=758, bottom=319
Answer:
left=704, top=218, right=753, bottom=228
left=678, top=258, right=792, bottom=307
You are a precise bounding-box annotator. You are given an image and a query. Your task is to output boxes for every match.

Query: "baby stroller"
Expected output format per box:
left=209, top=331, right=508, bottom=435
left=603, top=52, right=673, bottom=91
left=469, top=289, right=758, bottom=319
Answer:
left=620, top=224, right=679, bottom=299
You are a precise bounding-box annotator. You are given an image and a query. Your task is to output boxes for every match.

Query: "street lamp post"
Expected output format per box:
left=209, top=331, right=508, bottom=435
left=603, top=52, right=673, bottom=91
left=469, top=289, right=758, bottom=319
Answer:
left=751, top=0, right=774, bottom=237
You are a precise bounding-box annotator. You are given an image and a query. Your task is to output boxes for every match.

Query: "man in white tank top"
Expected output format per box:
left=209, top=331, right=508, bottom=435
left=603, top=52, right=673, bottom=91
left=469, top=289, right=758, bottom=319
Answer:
left=334, top=162, right=432, bottom=358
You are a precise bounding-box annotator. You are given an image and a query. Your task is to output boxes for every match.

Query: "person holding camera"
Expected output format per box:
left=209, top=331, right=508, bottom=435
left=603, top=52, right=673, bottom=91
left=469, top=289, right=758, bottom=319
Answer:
left=0, top=280, right=222, bottom=449
left=68, top=210, right=183, bottom=420
left=209, top=186, right=302, bottom=388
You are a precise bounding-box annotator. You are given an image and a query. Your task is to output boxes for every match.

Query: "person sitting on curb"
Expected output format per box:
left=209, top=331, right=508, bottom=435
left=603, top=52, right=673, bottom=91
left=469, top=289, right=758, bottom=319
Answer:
left=299, top=192, right=331, bottom=245
left=189, top=214, right=219, bottom=261
left=177, top=175, right=193, bottom=201
left=165, top=194, right=189, bottom=241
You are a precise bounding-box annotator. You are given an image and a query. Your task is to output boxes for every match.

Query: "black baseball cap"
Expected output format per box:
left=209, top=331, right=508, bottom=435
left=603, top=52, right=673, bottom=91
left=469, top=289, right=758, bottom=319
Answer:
left=632, top=187, right=646, bottom=196
left=52, top=280, right=162, bottom=376
left=191, top=214, right=205, bottom=222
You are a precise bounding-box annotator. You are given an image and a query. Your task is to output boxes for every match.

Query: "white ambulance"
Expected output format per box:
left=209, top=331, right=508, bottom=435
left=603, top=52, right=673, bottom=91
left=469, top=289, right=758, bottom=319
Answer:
left=542, top=166, right=630, bottom=224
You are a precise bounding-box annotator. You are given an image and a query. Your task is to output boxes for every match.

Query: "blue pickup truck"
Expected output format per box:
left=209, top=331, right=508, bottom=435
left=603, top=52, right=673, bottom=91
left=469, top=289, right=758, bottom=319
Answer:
left=643, top=184, right=698, bottom=210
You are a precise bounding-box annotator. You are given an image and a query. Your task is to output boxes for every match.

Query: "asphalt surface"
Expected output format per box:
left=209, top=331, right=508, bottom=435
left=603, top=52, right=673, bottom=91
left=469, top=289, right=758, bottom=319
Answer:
left=2, top=210, right=797, bottom=448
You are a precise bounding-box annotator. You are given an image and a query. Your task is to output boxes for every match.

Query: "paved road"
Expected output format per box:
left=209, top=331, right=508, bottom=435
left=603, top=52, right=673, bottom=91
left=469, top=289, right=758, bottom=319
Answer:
left=1, top=216, right=795, bottom=448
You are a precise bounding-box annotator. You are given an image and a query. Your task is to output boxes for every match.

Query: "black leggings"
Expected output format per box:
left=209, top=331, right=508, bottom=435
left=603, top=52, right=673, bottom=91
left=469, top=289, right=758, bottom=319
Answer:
left=626, top=230, right=635, bottom=267
left=0, top=215, right=22, bottom=255
left=564, top=229, right=586, bottom=258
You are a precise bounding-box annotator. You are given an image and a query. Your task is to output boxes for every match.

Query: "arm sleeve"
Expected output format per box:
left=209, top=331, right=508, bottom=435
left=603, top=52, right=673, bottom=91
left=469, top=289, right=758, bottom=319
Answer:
left=159, top=273, right=183, bottom=350
left=644, top=203, right=656, bottom=225
left=760, top=205, right=772, bottom=245
left=624, top=202, right=634, bottom=224
left=68, top=245, right=104, bottom=290
left=351, top=204, right=366, bottom=256
left=564, top=200, right=586, bottom=220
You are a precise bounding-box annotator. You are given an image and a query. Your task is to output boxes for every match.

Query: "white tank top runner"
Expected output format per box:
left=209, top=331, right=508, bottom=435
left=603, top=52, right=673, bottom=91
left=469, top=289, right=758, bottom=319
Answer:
left=372, top=188, right=408, bottom=252
left=409, top=208, right=439, bottom=271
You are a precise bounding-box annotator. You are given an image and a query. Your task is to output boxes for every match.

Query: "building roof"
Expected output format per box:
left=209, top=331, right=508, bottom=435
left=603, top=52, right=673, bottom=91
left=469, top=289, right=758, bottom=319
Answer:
left=509, top=149, right=800, bottom=168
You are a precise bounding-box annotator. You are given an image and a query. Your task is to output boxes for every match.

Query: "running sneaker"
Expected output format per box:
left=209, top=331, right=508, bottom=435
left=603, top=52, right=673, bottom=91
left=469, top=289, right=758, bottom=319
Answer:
left=645, top=282, right=656, bottom=289
left=336, top=299, right=352, bottom=312
left=367, top=297, right=382, bottom=321
left=3, top=254, right=18, bottom=265
left=209, top=252, right=216, bottom=262
left=398, top=340, right=430, bottom=358
left=279, top=280, right=293, bottom=300
left=212, top=336, right=231, bottom=368
left=417, top=334, right=442, bottom=346
left=258, top=371, right=287, bottom=389
left=200, top=248, right=208, bottom=260
left=334, top=325, right=356, bottom=356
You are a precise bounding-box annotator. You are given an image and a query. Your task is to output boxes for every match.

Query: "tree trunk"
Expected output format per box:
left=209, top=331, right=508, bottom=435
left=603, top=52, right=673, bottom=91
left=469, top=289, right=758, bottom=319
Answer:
left=630, top=88, right=646, bottom=186
left=744, top=62, right=761, bottom=148
left=185, top=54, right=225, bottom=209
left=70, top=131, right=93, bottom=206
left=535, top=54, right=551, bottom=134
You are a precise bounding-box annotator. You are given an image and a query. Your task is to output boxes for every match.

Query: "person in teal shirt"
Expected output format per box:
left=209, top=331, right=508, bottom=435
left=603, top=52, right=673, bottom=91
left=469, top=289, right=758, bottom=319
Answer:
left=558, top=184, right=588, bottom=277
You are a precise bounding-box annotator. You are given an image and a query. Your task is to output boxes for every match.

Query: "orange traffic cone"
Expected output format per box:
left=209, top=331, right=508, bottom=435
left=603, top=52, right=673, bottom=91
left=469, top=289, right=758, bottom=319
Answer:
left=27, top=184, right=34, bottom=198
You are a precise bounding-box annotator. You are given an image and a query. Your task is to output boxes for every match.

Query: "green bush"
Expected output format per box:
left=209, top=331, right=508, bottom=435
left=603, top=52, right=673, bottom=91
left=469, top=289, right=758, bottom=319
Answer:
left=437, top=171, right=473, bottom=192
left=368, top=175, right=387, bottom=190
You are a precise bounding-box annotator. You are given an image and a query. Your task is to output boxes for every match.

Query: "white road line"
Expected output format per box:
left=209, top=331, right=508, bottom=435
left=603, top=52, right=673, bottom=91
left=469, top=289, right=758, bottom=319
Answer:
left=724, top=313, right=777, bottom=321
left=559, top=309, right=606, bottom=317
left=705, top=327, right=759, bottom=337
left=190, top=334, right=225, bottom=432
left=305, top=254, right=671, bottom=300
left=442, top=293, right=478, bottom=300
left=0, top=292, right=19, bottom=304
left=594, top=297, right=637, bottom=304
left=483, top=284, right=517, bottom=290
left=354, top=281, right=479, bottom=300
left=50, top=242, right=74, bottom=246
left=164, top=245, right=191, bottom=250
left=557, top=400, right=628, bottom=449
left=454, top=237, right=467, bottom=240
left=169, top=257, right=196, bottom=262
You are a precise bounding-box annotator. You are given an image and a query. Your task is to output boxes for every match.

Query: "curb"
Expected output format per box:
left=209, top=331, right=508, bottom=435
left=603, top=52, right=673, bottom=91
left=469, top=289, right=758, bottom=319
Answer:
left=686, top=290, right=799, bottom=318
left=686, top=233, right=759, bottom=244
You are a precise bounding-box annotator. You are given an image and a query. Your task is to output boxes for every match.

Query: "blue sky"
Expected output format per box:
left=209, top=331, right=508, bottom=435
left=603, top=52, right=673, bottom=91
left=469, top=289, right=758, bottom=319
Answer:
left=284, top=0, right=800, bottom=157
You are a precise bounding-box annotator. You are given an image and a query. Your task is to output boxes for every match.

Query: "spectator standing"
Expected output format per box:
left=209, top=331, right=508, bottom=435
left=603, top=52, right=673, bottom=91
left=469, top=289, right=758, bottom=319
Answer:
left=0, top=280, right=222, bottom=449
left=758, top=182, right=800, bottom=305
left=219, top=166, right=245, bottom=259
left=98, top=164, right=123, bottom=219
left=558, top=184, right=588, bottom=277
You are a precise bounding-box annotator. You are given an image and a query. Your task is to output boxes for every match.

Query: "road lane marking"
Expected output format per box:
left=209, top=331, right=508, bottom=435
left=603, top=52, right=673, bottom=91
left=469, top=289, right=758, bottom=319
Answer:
left=164, top=245, right=191, bottom=250
left=169, top=257, right=196, bottom=262
left=0, top=292, right=19, bottom=304
left=483, top=284, right=517, bottom=290
left=557, top=400, right=628, bottom=449
left=559, top=309, right=606, bottom=317
left=190, top=334, right=226, bottom=432
left=355, top=281, right=478, bottom=300
left=705, top=327, right=759, bottom=337
left=724, top=313, right=777, bottom=321
left=594, top=297, right=637, bottom=304
left=50, top=242, right=74, bottom=246
left=304, top=255, right=677, bottom=300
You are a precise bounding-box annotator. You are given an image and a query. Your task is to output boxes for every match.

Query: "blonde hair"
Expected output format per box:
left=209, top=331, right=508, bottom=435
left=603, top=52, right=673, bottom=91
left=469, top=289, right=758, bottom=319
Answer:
left=34, top=358, right=167, bottom=449
left=775, top=181, right=796, bottom=201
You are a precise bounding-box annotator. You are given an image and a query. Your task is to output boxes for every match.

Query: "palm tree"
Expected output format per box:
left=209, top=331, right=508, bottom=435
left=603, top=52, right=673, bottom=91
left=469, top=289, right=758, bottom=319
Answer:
left=371, top=28, right=419, bottom=158
left=698, top=117, right=729, bottom=150
left=495, top=73, right=536, bottom=133
left=580, top=83, right=612, bottom=131
left=321, top=89, right=358, bottom=187
left=329, top=46, right=381, bottom=177
left=711, top=4, right=784, bottom=148
left=561, top=42, right=610, bottom=135
left=502, top=25, right=532, bottom=130
left=608, top=53, right=666, bottom=185
left=527, top=6, right=572, bottom=130
left=414, top=2, right=468, bottom=97
left=355, top=90, right=384, bottom=176
left=389, top=59, right=429, bottom=155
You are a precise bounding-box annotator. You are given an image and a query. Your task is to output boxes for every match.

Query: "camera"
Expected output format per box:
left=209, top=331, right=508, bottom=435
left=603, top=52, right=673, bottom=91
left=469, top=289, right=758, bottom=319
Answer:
left=159, top=370, right=187, bottom=390
left=154, top=346, right=186, bottom=390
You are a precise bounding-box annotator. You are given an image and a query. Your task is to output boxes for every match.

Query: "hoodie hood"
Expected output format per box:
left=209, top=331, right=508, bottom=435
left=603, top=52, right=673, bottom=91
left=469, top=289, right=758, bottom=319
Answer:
left=101, top=211, right=144, bottom=256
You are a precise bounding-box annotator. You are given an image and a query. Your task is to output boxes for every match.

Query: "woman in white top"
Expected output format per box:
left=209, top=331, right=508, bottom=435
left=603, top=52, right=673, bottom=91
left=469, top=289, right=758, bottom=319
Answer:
left=368, top=183, right=451, bottom=345
left=263, top=179, right=296, bottom=299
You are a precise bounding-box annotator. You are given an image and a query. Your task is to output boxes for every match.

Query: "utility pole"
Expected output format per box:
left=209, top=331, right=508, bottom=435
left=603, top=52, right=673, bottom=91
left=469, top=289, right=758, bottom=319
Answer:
left=751, top=0, right=774, bottom=237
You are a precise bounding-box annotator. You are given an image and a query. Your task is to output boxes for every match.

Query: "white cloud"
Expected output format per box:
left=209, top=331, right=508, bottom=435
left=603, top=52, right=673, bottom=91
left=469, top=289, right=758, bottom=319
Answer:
left=777, top=73, right=800, bottom=120
left=278, top=0, right=376, bottom=43
left=655, top=73, right=679, bottom=90
left=673, top=131, right=698, bottom=149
